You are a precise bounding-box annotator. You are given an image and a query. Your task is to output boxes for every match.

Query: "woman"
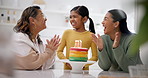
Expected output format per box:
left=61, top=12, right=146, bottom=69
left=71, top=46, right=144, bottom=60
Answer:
left=57, top=6, right=98, bottom=70
left=12, top=6, right=60, bottom=70
left=91, top=9, right=142, bottom=72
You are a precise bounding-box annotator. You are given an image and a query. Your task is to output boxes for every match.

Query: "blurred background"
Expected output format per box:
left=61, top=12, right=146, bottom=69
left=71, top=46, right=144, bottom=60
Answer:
left=1, top=0, right=147, bottom=77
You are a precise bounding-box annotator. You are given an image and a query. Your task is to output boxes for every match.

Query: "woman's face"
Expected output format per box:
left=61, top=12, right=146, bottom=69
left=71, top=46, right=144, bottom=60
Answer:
left=102, top=12, right=116, bottom=35
left=70, top=11, right=84, bottom=29
left=34, top=10, right=47, bottom=32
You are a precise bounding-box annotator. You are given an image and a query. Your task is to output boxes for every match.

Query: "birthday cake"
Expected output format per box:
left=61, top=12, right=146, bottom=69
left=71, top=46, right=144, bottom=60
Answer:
left=69, top=40, right=88, bottom=62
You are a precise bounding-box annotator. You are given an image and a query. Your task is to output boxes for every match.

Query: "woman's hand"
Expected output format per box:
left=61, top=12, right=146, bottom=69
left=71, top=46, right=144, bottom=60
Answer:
left=91, top=34, right=104, bottom=51
left=113, top=32, right=121, bottom=48
left=46, top=35, right=60, bottom=52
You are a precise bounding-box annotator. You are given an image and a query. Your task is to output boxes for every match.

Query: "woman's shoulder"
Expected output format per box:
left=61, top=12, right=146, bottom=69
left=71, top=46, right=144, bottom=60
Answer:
left=11, top=32, right=33, bottom=56
left=12, top=32, right=30, bottom=42
left=101, top=34, right=110, bottom=40
left=128, top=33, right=136, bottom=38
left=123, top=33, right=136, bottom=41
left=13, top=32, right=28, bottom=38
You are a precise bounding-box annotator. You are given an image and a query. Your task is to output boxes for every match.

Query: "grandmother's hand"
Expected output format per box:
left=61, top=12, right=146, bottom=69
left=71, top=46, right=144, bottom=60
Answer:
left=46, top=35, right=60, bottom=51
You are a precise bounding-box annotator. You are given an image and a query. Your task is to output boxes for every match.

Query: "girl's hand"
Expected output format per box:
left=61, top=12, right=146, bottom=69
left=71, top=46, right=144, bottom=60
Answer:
left=66, top=63, right=72, bottom=69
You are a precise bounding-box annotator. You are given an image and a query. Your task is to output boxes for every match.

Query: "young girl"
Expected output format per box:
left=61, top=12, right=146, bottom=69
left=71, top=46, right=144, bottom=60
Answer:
left=57, top=6, right=98, bottom=70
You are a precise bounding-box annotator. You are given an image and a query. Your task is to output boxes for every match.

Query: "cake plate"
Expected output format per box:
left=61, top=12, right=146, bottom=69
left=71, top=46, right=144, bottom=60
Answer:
left=59, top=59, right=96, bottom=74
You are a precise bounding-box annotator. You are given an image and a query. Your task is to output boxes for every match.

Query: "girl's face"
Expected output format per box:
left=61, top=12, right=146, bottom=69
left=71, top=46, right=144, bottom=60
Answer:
left=33, top=10, right=47, bottom=32
left=70, top=11, right=85, bottom=29
left=102, top=12, right=116, bottom=35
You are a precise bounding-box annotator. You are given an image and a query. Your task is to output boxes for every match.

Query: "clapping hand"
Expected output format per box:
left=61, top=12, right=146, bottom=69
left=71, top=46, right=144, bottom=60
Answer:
left=113, top=32, right=121, bottom=48
left=46, top=35, right=60, bottom=52
left=91, top=34, right=103, bottom=51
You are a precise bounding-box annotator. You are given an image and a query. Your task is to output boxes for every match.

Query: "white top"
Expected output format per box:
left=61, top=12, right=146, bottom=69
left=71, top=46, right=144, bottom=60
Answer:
left=14, top=69, right=130, bottom=78
left=11, top=32, right=55, bottom=70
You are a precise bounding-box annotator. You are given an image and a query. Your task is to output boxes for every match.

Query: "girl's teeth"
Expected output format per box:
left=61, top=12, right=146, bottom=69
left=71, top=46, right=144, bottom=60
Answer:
left=72, top=23, right=75, bottom=25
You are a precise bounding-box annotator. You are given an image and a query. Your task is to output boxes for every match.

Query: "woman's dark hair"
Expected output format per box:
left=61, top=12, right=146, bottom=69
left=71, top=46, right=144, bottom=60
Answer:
left=13, top=6, right=42, bottom=44
left=70, top=6, right=95, bottom=34
left=108, top=9, right=131, bottom=34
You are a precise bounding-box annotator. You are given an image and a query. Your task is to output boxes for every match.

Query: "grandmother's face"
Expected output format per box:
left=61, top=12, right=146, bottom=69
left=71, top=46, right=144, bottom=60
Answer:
left=33, top=10, right=47, bottom=32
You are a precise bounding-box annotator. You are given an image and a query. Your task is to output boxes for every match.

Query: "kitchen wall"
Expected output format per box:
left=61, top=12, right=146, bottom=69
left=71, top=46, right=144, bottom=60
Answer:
left=0, top=0, right=137, bottom=39
left=0, top=0, right=138, bottom=69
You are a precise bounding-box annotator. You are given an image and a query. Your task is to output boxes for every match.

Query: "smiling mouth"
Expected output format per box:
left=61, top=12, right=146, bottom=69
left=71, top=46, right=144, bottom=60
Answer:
left=71, top=22, right=76, bottom=26
left=104, top=27, right=106, bottom=31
